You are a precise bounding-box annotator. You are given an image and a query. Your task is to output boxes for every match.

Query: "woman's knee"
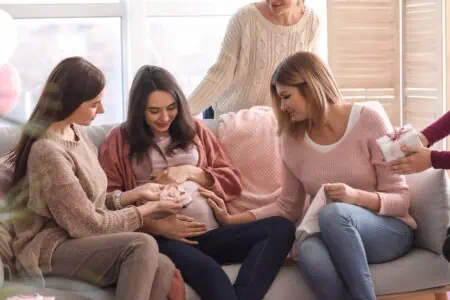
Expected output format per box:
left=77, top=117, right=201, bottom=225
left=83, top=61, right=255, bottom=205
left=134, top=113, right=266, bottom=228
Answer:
left=318, top=203, right=354, bottom=230
left=264, top=216, right=295, bottom=241
left=127, top=232, right=159, bottom=260
left=188, top=253, right=225, bottom=280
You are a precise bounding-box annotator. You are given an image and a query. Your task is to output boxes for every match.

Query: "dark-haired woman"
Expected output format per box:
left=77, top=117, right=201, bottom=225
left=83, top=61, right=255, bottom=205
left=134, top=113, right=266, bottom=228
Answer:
left=8, top=57, right=185, bottom=300
left=99, top=65, right=295, bottom=300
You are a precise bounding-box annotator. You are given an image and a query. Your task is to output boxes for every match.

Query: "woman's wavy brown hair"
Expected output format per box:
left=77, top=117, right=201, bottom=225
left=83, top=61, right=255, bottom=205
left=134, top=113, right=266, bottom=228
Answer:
left=270, top=51, right=343, bottom=137
left=7, top=57, right=105, bottom=187
left=122, top=65, right=196, bottom=164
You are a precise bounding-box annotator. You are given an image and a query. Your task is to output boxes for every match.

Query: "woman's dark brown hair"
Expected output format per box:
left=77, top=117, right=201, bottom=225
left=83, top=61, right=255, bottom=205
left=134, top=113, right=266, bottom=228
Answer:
left=6, top=56, right=105, bottom=187
left=122, top=65, right=196, bottom=164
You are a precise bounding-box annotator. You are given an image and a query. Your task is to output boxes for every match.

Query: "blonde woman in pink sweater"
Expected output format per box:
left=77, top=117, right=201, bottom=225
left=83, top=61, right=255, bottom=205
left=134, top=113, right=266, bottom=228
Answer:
left=200, top=52, right=416, bottom=300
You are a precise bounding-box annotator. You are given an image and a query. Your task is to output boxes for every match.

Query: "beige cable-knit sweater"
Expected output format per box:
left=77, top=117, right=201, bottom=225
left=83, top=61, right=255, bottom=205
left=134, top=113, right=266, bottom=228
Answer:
left=188, top=4, right=320, bottom=117
left=12, top=125, right=143, bottom=279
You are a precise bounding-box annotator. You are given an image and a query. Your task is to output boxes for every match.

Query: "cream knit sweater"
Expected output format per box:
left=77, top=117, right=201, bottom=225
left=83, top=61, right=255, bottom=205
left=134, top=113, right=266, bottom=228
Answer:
left=188, top=4, right=320, bottom=117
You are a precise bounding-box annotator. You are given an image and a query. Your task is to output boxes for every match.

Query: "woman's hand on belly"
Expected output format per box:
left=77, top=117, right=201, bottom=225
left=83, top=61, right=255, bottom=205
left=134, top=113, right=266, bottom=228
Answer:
left=199, top=187, right=231, bottom=226
left=152, top=165, right=192, bottom=184
left=153, top=165, right=213, bottom=187
left=142, top=214, right=208, bottom=245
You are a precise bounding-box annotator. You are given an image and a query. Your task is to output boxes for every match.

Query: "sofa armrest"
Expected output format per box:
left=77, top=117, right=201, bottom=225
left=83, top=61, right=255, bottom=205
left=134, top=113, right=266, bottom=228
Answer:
left=406, top=168, right=450, bottom=254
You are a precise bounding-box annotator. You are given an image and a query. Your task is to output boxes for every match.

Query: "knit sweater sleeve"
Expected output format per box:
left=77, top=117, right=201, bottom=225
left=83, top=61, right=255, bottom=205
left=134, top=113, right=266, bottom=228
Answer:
left=421, top=110, right=450, bottom=147
left=364, top=108, right=411, bottom=217
left=196, top=121, right=243, bottom=202
left=420, top=110, right=450, bottom=169
left=428, top=151, right=450, bottom=169
left=306, top=9, right=321, bottom=54
left=28, top=141, right=143, bottom=238
left=250, top=159, right=306, bottom=222
left=188, top=9, right=244, bottom=115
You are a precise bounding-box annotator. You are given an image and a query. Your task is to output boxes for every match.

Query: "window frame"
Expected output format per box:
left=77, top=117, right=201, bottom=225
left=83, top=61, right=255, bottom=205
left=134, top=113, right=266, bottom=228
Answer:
left=0, top=0, right=329, bottom=123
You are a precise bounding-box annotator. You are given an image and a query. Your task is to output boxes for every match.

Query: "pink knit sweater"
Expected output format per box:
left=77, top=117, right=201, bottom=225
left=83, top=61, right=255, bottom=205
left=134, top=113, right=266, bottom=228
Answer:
left=251, top=106, right=417, bottom=229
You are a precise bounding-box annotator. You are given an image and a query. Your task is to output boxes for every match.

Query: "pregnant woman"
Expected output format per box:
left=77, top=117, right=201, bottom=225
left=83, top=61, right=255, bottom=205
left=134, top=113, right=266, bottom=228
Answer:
left=99, top=65, right=295, bottom=300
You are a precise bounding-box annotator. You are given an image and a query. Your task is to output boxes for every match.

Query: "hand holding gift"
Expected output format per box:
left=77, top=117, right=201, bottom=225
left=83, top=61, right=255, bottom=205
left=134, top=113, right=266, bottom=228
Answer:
left=376, top=124, right=424, bottom=163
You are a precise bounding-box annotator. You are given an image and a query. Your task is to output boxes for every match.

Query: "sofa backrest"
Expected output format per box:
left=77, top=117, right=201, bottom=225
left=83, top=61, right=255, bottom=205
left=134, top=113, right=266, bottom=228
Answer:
left=0, top=119, right=219, bottom=157
left=0, top=124, right=116, bottom=157
left=0, top=127, right=20, bottom=157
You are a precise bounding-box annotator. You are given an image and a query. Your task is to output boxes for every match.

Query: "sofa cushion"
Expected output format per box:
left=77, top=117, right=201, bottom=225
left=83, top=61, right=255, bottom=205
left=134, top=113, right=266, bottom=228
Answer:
left=1, top=280, right=101, bottom=300
left=84, top=125, right=116, bottom=149
left=371, top=248, right=450, bottom=295
left=0, top=124, right=116, bottom=157
left=0, top=126, right=20, bottom=157
left=0, top=158, right=13, bottom=199
left=186, top=264, right=316, bottom=300
left=405, top=168, right=450, bottom=254
left=217, top=107, right=283, bottom=214
left=0, top=258, right=4, bottom=289
left=185, top=249, right=450, bottom=300
left=0, top=159, right=15, bottom=280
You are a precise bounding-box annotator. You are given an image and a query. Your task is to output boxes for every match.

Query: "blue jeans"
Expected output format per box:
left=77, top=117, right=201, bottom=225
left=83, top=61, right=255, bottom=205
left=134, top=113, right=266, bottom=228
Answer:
left=157, top=216, right=295, bottom=300
left=296, top=203, right=414, bottom=300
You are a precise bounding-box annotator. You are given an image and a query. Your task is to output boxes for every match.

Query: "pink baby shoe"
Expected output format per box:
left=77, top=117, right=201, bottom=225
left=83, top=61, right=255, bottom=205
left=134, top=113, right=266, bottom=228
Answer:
left=160, top=184, right=193, bottom=207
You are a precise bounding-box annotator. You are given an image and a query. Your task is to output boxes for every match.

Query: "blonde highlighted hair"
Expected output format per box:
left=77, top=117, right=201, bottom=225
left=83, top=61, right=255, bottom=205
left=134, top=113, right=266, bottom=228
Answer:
left=270, top=51, right=343, bottom=137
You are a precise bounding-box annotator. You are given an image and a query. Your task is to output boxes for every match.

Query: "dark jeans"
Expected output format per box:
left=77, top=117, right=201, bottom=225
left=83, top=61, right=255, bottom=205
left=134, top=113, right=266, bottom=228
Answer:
left=156, top=216, right=295, bottom=300
left=203, top=106, right=215, bottom=119
left=443, top=227, right=450, bottom=262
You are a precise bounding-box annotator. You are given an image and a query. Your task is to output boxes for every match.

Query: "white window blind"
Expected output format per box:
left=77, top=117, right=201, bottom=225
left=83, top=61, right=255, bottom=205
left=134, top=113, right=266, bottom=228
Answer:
left=327, top=0, right=401, bottom=126
left=328, top=0, right=447, bottom=151
left=403, top=0, right=444, bottom=138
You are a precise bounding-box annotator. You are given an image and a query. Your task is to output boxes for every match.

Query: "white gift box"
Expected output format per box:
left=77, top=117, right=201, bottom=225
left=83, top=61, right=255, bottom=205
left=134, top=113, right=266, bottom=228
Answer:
left=376, top=124, right=423, bottom=163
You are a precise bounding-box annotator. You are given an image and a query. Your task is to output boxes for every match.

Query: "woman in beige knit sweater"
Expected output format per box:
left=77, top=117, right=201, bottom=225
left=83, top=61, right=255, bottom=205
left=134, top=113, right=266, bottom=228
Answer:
left=189, top=0, right=320, bottom=119
left=6, top=57, right=185, bottom=300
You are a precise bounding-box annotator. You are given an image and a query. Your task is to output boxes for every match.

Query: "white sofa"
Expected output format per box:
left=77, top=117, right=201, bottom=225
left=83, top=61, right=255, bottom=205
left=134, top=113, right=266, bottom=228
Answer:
left=1, top=115, right=450, bottom=300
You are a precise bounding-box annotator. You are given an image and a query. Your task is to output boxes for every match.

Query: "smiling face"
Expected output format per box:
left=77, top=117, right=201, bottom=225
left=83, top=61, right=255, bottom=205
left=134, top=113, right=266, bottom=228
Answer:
left=145, top=90, right=178, bottom=136
left=266, top=0, right=300, bottom=15
left=68, top=89, right=105, bottom=126
left=276, top=83, right=309, bottom=122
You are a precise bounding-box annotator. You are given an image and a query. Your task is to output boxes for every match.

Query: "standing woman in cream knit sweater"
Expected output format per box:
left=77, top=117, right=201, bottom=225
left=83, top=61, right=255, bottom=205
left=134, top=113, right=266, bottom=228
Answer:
left=189, top=0, right=320, bottom=118
left=7, top=57, right=185, bottom=300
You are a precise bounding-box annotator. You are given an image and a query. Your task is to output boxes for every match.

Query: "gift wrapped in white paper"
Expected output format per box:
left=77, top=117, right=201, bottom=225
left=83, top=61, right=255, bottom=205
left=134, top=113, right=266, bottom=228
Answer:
left=376, top=124, right=423, bottom=163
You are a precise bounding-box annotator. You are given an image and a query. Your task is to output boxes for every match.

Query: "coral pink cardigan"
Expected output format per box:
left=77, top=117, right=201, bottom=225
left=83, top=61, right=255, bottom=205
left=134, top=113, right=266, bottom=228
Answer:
left=98, top=120, right=242, bottom=202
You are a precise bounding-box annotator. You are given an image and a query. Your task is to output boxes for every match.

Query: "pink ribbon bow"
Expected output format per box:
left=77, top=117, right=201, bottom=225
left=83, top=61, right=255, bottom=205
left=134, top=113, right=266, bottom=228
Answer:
left=386, top=126, right=409, bottom=141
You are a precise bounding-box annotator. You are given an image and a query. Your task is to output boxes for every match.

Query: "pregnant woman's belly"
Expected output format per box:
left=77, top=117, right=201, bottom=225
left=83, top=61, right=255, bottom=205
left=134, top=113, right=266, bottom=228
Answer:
left=177, top=181, right=219, bottom=231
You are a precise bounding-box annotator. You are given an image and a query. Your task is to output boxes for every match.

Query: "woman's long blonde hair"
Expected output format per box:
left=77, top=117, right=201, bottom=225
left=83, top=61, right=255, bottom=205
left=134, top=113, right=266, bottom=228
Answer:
left=270, top=51, right=343, bottom=137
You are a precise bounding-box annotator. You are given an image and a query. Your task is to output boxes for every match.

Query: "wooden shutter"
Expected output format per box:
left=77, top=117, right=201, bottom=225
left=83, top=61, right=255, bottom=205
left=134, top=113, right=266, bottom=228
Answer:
left=403, top=0, right=445, bottom=149
left=327, top=0, right=401, bottom=126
